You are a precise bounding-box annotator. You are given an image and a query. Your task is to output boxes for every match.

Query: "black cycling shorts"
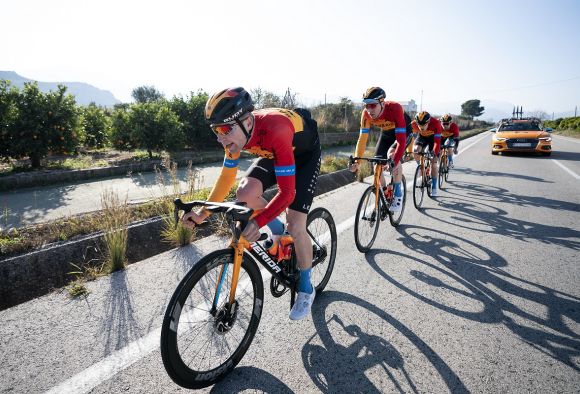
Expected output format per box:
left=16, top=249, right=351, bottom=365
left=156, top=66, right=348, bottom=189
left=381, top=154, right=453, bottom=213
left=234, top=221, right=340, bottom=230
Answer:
left=414, top=134, right=436, bottom=152
left=374, top=131, right=397, bottom=159
left=246, top=147, right=321, bottom=214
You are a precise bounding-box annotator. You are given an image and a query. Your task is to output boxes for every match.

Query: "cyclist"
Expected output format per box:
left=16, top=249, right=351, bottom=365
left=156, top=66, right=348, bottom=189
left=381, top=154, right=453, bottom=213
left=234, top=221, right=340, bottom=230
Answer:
left=348, top=87, right=408, bottom=212
left=181, top=87, right=321, bottom=321
left=440, top=114, right=460, bottom=167
left=412, top=111, right=442, bottom=196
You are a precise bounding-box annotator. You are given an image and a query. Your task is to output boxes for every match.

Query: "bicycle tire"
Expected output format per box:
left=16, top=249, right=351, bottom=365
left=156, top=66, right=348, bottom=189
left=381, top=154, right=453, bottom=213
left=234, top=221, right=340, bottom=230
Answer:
left=160, top=249, right=264, bottom=389
left=413, top=165, right=425, bottom=209
left=426, top=159, right=433, bottom=198
left=354, top=186, right=381, bottom=253
left=307, top=207, right=337, bottom=293
left=438, top=155, right=446, bottom=189
left=388, top=174, right=406, bottom=227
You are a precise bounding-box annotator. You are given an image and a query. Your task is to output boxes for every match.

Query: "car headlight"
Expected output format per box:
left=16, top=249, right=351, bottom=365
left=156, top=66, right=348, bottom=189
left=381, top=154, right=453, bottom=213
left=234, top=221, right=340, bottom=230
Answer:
left=494, top=137, right=507, bottom=141
left=539, top=137, right=552, bottom=142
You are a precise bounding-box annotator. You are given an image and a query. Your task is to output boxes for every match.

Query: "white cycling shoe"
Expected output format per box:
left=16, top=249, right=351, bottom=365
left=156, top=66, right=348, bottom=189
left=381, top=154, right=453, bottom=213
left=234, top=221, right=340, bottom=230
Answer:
left=431, top=187, right=439, bottom=197
left=389, top=196, right=403, bottom=212
left=289, top=290, right=315, bottom=320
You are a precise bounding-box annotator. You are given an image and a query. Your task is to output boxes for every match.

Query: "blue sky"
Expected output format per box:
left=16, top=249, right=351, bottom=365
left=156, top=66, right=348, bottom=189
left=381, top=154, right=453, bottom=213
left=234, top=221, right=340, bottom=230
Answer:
left=2, top=0, right=579, bottom=119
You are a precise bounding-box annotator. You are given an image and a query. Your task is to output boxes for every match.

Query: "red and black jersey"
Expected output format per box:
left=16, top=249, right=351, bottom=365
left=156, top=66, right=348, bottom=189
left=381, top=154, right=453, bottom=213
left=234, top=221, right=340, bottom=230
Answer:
left=354, top=101, right=407, bottom=164
left=412, top=117, right=443, bottom=155
left=207, top=108, right=318, bottom=228
left=441, top=122, right=460, bottom=139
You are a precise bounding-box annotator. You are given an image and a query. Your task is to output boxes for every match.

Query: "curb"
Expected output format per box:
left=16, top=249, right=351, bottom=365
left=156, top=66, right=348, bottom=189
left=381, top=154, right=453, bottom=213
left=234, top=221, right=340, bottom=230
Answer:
left=0, top=169, right=356, bottom=310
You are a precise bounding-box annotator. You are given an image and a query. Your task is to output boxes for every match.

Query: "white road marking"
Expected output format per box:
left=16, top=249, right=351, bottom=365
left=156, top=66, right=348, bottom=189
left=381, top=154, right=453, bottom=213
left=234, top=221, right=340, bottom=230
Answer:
left=45, top=214, right=357, bottom=394
left=552, top=160, right=580, bottom=180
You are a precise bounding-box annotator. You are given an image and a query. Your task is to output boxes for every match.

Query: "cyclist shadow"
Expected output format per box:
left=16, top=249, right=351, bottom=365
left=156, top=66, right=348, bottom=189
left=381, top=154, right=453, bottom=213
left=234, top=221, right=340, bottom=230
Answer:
left=429, top=182, right=580, bottom=250
left=304, top=291, right=468, bottom=393
left=210, top=366, right=294, bottom=393
left=449, top=167, right=552, bottom=183
left=366, top=226, right=580, bottom=372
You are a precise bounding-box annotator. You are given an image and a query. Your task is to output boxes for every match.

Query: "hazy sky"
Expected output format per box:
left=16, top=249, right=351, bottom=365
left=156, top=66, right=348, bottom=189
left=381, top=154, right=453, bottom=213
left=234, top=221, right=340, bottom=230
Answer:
left=2, top=0, right=579, bottom=117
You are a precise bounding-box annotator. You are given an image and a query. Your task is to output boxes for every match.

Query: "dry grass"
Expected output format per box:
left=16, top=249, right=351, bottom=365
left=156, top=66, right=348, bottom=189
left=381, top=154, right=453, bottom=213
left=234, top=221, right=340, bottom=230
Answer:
left=100, top=189, right=131, bottom=272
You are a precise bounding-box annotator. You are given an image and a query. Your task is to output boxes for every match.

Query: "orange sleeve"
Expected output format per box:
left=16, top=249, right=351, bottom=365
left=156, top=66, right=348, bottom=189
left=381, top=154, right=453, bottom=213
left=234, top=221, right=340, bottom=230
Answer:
left=207, top=149, right=240, bottom=204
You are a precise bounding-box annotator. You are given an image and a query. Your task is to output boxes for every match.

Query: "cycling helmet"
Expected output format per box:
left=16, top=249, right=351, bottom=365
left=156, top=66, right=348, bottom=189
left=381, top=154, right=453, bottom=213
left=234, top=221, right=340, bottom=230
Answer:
left=205, top=87, right=254, bottom=125
left=362, top=87, right=386, bottom=103
left=415, top=111, right=431, bottom=126
left=440, top=113, right=453, bottom=123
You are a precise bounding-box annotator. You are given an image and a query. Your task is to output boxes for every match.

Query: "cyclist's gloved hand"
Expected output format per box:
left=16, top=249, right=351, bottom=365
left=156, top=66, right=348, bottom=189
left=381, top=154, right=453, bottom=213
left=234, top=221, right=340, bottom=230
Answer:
left=242, top=219, right=261, bottom=242
left=182, top=210, right=206, bottom=229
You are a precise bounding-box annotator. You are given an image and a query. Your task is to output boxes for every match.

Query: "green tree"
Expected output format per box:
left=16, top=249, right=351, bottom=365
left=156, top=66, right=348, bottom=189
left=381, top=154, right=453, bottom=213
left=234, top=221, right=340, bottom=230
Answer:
left=81, top=103, right=111, bottom=148
left=110, top=105, right=135, bottom=150
left=169, top=90, right=212, bottom=149
left=9, top=83, right=80, bottom=168
left=130, top=102, right=184, bottom=158
left=0, top=80, right=19, bottom=161
left=131, top=85, right=164, bottom=103
left=461, top=99, right=485, bottom=119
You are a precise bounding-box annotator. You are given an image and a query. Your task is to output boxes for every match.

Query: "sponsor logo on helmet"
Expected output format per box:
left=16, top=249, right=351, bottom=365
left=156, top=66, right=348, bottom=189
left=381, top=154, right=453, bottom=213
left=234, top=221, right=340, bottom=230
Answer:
left=222, top=108, right=244, bottom=123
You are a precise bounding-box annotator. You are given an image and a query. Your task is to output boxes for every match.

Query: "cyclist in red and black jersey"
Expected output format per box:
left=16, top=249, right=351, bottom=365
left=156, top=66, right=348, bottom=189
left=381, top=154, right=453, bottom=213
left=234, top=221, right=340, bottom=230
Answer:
left=440, top=113, right=460, bottom=168
left=349, top=87, right=408, bottom=212
left=412, top=111, right=442, bottom=196
left=182, top=87, right=320, bottom=320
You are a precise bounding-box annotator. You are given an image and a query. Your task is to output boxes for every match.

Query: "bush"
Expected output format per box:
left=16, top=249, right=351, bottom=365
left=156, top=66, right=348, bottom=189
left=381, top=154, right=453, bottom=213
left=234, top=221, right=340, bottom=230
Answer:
left=81, top=103, right=111, bottom=148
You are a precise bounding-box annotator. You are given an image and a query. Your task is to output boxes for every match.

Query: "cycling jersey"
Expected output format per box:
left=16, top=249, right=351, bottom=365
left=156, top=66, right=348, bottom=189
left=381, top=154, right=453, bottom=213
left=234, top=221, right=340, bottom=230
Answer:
left=207, top=108, right=319, bottom=228
left=411, top=118, right=442, bottom=155
left=441, top=122, right=460, bottom=139
left=354, top=101, right=407, bottom=164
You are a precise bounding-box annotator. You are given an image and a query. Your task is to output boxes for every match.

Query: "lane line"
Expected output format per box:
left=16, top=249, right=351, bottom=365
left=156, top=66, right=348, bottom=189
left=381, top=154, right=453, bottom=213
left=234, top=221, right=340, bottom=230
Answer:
left=552, top=159, right=580, bottom=180
left=45, top=214, right=357, bottom=394
left=456, top=132, right=490, bottom=156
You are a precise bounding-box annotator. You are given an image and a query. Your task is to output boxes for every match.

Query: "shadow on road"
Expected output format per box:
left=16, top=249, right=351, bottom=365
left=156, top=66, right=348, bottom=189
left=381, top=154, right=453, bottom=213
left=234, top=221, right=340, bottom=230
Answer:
left=365, top=222, right=580, bottom=372
left=211, top=366, right=294, bottom=393
left=303, top=291, right=468, bottom=393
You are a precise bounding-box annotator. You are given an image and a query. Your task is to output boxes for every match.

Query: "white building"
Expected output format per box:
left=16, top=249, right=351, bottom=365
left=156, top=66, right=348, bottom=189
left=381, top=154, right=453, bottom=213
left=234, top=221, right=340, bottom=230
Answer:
left=397, top=99, right=417, bottom=115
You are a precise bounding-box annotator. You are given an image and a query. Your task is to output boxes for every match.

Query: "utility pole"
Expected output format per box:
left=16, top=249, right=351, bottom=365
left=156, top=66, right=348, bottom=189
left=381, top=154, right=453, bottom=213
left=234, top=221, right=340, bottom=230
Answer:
left=575, top=105, right=577, bottom=117
left=420, top=89, right=423, bottom=112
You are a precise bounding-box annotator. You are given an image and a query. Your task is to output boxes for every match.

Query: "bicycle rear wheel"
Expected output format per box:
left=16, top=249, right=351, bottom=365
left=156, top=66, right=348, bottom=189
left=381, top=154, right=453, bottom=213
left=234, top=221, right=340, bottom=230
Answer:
left=354, top=186, right=381, bottom=253
left=438, top=155, right=446, bottom=189
left=413, top=165, right=425, bottom=209
left=160, top=249, right=264, bottom=389
left=388, top=174, right=406, bottom=227
left=307, top=207, right=337, bottom=293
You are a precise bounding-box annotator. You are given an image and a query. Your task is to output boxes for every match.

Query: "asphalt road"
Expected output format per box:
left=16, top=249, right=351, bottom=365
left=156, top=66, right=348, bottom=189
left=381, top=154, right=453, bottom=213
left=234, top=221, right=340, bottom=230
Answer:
left=1, top=132, right=579, bottom=393
left=0, top=145, right=355, bottom=230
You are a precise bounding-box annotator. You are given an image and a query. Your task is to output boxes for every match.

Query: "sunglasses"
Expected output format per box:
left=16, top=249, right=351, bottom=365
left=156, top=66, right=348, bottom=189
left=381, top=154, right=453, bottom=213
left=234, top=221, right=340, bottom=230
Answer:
left=364, top=102, right=379, bottom=110
left=211, top=123, right=236, bottom=136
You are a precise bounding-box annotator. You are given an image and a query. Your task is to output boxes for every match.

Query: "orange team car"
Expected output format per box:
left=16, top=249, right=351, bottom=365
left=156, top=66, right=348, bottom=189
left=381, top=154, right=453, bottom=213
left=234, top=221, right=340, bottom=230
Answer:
left=490, top=117, right=553, bottom=156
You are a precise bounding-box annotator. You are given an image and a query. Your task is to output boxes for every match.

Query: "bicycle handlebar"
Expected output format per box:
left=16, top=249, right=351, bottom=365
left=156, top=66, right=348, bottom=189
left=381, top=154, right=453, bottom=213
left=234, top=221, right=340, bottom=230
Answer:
left=349, top=155, right=394, bottom=167
left=173, top=199, right=268, bottom=241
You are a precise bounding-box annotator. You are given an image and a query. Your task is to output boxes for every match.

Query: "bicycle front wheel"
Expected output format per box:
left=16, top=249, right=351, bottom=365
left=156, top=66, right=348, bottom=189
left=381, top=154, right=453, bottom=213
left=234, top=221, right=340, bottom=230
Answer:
left=413, top=165, right=425, bottom=209
left=388, top=174, right=406, bottom=227
left=160, top=249, right=264, bottom=389
left=307, top=207, right=337, bottom=293
left=354, top=186, right=381, bottom=252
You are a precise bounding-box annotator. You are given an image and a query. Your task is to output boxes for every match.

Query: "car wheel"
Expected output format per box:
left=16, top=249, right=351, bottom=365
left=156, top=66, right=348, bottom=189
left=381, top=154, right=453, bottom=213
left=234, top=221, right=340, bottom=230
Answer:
left=491, top=151, right=498, bottom=155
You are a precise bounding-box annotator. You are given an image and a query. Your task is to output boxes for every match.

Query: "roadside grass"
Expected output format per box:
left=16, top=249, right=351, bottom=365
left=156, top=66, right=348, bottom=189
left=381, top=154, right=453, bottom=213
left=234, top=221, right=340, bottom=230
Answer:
left=553, top=128, right=580, bottom=138
left=100, top=189, right=131, bottom=273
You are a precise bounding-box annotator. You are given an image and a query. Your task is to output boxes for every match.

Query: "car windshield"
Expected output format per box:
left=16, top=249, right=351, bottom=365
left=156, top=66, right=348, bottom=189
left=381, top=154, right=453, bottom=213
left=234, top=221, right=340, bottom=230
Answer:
left=499, top=122, right=541, bottom=131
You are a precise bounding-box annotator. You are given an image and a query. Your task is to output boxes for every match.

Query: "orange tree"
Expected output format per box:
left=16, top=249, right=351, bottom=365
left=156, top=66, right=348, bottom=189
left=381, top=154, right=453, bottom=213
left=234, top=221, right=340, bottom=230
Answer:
left=8, top=82, right=81, bottom=168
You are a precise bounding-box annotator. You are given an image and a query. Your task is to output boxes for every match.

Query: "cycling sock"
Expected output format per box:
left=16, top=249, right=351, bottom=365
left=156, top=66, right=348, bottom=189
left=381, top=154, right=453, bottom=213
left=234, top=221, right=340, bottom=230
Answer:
left=298, top=268, right=314, bottom=293
left=394, top=182, right=402, bottom=197
left=431, top=177, right=437, bottom=188
left=449, top=156, right=453, bottom=163
left=266, top=216, right=285, bottom=235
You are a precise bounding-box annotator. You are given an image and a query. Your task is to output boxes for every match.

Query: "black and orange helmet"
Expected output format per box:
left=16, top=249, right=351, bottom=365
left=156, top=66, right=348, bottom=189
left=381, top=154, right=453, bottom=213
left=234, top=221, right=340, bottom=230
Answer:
left=415, top=111, right=431, bottom=126
left=362, top=87, right=386, bottom=103
left=205, top=87, right=254, bottom=125
left=440, top=113, right=453, bottom=123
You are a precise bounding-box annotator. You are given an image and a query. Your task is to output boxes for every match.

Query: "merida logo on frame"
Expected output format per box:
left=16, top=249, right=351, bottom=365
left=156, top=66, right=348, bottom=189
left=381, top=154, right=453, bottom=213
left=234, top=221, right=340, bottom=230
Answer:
left=251, top=243, right=281, bottom=273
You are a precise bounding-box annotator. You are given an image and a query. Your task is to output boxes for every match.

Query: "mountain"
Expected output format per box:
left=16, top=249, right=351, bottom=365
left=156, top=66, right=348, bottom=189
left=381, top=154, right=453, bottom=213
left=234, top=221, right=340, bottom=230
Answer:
left=0, top=71, right=121, bottom=107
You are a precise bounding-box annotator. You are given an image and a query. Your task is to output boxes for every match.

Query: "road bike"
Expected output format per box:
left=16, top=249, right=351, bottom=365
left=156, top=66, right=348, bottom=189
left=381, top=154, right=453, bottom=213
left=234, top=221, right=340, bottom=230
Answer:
left=349, top=156, right=407, bottom=253
left=160, top=199, right=337, bottom=389
left=413, top=150, right=434, bottom=210
left=438, top=140, right=455, bottom=189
